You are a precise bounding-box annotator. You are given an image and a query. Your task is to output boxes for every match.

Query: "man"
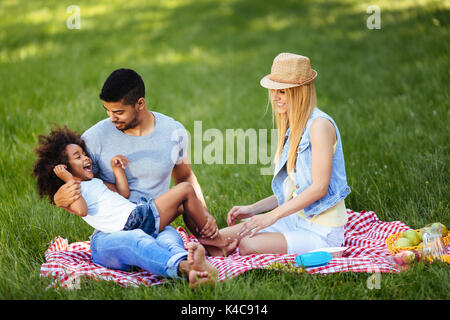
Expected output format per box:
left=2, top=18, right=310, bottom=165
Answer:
left=53, top=68, right=218, bottom=286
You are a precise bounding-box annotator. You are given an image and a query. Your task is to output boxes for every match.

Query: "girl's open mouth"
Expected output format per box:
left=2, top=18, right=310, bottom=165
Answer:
left=83, top=163, right=92, bottom=172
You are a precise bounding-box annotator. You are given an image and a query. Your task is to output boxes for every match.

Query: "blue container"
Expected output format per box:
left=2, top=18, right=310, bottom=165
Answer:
left=294, top=251, right=333, bottom=268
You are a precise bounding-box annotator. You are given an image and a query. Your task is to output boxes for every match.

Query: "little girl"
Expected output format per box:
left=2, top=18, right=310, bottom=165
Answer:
left=33, top=126, right=238, bottom=254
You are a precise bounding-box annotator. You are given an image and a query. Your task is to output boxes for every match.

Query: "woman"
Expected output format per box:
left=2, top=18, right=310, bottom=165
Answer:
left=201, top=53, right=351, bottom=256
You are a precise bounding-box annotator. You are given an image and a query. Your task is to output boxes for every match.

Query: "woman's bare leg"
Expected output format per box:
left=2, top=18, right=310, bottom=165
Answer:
left=200, top=223, right=288, bottom=256
left=237, top=232, right=287, bottom=255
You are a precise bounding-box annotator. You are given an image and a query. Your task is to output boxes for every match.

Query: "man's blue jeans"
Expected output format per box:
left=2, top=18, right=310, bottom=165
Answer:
left=90, top=225, right=188, bottom=279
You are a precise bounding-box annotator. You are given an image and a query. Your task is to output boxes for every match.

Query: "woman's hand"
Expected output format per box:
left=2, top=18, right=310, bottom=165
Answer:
left=111, top=155, right=129, bottom=170
left=237, top=212, right=278, bottom=238
left=227, top=205, right=255, bottom=226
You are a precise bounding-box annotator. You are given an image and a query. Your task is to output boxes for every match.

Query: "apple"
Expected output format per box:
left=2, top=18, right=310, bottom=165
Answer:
left=395, top=238, right=413, bottom=247
left=413, top=250, right=422, bottom=262
left=393, top=250, right=415, bottom=266
left=402, top=230, right=420, bottom=246
left=442, top=224, right=448, bottom=237
left=418, top=229, right=424, bottom=242
left=419, top=227, right=432, bottom=241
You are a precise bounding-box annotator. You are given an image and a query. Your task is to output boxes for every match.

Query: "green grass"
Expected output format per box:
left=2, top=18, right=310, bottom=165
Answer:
left=0, top=0, right=449, bottom=299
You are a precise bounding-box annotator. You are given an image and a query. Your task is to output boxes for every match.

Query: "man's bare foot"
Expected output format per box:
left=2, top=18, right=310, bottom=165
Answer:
left=186, top=242, right=217, bottom=284
left=188, top=270, right=211, bottom=289
left=198, top=233, right=240, bottom=257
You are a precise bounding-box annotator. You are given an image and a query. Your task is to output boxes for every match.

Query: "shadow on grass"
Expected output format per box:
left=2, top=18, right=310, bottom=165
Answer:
left=1, top=1, right=448, bottom=113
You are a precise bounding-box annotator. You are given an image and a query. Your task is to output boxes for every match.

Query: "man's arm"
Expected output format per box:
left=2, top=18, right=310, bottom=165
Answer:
left=54, top=180, right=81, bottom=208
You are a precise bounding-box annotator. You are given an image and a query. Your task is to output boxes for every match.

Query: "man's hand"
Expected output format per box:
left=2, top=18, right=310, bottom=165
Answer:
left=53, top=164, right=74, bottom=183
left=53, top=180, right=81, bottom=208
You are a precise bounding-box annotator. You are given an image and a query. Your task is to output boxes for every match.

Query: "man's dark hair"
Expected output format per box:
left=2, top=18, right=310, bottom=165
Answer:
left=99, top=68, right=145, bottom=105
left=32, top=126, right=86, bottom=204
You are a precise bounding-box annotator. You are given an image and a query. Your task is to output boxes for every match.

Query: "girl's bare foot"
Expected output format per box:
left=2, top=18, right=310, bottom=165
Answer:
left=186, top=242, right=217, bottom=285
left=188, top=270, right=211, bottom=289
left=198, top=233, right=240, bottom=257
left=201, top=239, right=239, bottom=257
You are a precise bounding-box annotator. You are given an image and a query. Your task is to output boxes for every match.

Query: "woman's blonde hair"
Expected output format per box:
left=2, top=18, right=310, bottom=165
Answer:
left=271, top=82, right=317, bottom=173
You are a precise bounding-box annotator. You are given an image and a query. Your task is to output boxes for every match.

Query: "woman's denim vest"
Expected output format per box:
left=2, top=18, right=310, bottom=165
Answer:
left=271, top=107, right=351, bottom=219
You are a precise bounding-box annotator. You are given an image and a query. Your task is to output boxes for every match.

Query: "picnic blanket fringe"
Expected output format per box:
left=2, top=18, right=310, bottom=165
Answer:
left=40, top=209, right=442, bottom=289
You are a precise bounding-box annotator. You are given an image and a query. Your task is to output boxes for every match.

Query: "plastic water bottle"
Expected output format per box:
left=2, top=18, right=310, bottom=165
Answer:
left=422, top=225, right=446, bottom=262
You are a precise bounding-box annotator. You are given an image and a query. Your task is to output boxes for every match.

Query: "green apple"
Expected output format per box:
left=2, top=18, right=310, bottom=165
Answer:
left=402, top=230, right=420, bottom=246
left=395, top=238, right=413, bottom=247
left=418, top=230, right=423, bottom=242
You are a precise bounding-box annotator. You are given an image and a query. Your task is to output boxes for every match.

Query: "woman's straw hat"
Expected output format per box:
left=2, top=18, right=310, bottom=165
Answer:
left=260, top=53, right=317, bottom=90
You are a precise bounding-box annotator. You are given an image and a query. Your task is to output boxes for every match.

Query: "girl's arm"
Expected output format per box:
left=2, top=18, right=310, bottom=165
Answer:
left=238, top=118, right=336, bottom=237
left=67, top=195, right=88, bottom=217
left=103, top=181, right=118, bottom=193
left=53, top=165, right=88, bottom=217
left=110, top=155, right=130, bottom=199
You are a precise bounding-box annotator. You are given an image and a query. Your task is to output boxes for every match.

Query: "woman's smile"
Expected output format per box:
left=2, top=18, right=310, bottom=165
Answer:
left=272, top=89, right=288, bottom=114
left=277, top=102, right=287, bottom=110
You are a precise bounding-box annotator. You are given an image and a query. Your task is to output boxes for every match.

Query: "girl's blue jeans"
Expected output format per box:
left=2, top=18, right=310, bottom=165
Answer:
left=90, top=225, right=188, bottom=279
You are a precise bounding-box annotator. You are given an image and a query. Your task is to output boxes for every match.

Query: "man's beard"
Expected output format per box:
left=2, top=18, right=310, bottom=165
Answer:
left=114, top=109, right=140, bottom=131
left=117, top=117, right=139, bottom=131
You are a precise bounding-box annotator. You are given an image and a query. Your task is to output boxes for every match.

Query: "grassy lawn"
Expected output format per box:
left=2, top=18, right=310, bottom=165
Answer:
left=0, top=0, right=448, bottom=299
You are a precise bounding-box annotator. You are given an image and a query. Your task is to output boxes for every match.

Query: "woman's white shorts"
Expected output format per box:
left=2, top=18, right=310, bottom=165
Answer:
left=257, top=214, right=345, bottom=255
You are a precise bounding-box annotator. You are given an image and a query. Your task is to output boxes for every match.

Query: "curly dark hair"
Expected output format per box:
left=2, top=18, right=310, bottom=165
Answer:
left=32, top=126, right=86, bottom=204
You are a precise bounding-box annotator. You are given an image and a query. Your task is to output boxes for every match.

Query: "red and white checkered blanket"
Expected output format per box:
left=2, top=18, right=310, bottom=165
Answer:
left=40, top=209, right=432, bottom=289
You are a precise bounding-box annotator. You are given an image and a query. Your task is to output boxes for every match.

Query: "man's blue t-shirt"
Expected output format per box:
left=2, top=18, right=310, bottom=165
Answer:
left=81, top=111, right=188, bottom=204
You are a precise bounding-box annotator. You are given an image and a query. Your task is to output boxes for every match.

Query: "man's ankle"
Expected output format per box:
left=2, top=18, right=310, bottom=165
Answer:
left=177, top=259, right=190, bottom=278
